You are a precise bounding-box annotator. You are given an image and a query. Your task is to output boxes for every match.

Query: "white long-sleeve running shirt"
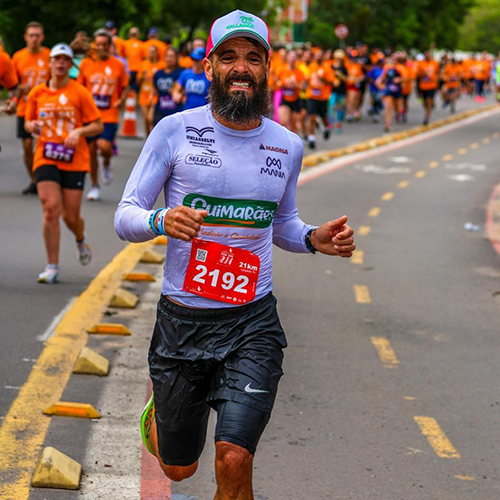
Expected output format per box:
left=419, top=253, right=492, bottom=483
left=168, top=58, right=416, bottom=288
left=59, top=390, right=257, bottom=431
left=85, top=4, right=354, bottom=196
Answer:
left=114, top=105, right=315, bottom=308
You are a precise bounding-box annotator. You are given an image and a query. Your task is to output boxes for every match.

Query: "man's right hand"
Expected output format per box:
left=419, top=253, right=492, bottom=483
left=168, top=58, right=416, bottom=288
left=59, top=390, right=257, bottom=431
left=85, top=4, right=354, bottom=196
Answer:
left=162, top=206, right=208, bottom=242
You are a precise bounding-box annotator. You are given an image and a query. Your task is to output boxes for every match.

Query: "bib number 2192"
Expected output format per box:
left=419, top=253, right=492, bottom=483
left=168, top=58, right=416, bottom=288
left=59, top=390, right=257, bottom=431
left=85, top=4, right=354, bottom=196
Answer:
left=183, top=239, right=260, bottom=305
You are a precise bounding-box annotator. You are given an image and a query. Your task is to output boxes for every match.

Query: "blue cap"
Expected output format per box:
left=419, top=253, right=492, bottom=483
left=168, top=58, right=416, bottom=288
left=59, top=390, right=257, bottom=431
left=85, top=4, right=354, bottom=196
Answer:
left=148, top=27, right=159, bottom=36
left=104, top=20, right=116, bottom=30
left=191, top=47, right=206, bottom=61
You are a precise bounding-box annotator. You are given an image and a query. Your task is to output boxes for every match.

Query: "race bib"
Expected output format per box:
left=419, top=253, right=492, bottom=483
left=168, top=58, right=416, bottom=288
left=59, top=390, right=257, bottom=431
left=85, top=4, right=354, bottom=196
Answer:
left=183, top=239, right=260, bottom=305
left=283, top=88, right=295, bottom=97
left=388, top=83, right=400, bottom=92
left=93, top=94, right=111, bottom=109
left=43, top=142, right=75, bottom=163
left=311, top=88, right=322, bottom=96
left=158, top=94, right=176, bottom=111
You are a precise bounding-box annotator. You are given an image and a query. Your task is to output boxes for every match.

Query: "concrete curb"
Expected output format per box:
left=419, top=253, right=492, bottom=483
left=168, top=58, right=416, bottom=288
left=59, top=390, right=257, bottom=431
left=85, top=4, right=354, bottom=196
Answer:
left=301, top=104, right=500, bottom=170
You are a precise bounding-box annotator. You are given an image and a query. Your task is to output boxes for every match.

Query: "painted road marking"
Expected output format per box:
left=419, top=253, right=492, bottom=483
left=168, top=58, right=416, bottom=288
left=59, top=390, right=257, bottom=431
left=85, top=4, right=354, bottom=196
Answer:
left=297, top=107, right=500, bottom=186
left=0, top=241, right=154, bottom=500
left=382, top=192, right=394, bottom=201
left=482, top=137, right=490, bottom=144
left=351, top=250, right=364, bottom=265
left=358, top=226, right=371, bottom=236
left=354, top=285, right=371, bottom=304
left=442, top=154, right=454, bottom=161
left=404, top=396, right=416, bottom=401
left=455, top=475, right=475, bottom=481
left=368, top=207, right=381, bottom=217
left=370, top=337, right=400, bottom=367
left=398, top=180, right=410, bottom=188
left=428, top=161, right=439, bottom=168
left=36, top=297, right=77, bottom=341
left=413, top=416, right=460, bottom=458
left=470, top=142, right=479, bottom=149
left=415, top=170, right=426, bottom=178
left=458, top=148, right=468, bottom=155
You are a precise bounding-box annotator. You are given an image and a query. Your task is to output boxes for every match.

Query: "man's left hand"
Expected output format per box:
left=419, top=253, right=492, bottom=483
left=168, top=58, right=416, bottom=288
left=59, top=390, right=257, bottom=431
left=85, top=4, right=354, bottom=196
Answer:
left=310, top=215, right=355, bottom=257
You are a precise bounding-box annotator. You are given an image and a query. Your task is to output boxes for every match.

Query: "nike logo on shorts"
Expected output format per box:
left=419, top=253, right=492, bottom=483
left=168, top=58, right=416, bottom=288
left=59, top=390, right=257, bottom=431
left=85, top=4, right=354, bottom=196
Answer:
left=244, top=383, right=269, bottom=394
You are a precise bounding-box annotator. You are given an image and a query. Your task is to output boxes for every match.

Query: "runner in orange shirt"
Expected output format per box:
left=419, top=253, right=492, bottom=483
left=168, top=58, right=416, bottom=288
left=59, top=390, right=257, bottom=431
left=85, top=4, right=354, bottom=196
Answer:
left=78, top=29, right=129, bottom=200
left=276, top=50, right=305, bottom=134
left=473, top=53, right=490, bottom=102
left=143, top=27, right=168, bottom=60
left=104, top=20, right=126, bottom=58
left=0, top=51, right=19, bottom=104
left=305, top=49, right=333, bottom=149
left=417, top=51, right=440, bottom=125
left=138, top=45, right=166, bottom=135
left=24, top=44, right=103, bottom=283
left=123, top=27, right=144, bottom=92
left=442, top=57, right=462, bottom=113
left=11, top=21, right=51, bottom=195
left=345, top=52, right=364, bottom=122
left=399, top=51, right=415, bottom=122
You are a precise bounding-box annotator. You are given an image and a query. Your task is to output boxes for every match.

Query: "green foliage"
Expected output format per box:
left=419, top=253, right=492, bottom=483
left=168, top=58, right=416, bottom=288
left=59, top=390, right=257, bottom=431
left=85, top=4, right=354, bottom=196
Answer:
left=458, top=0, right=500, bottom=51
left=306, top=0, right=473, bottom=50
left=0, top=0, right=276, bottom=54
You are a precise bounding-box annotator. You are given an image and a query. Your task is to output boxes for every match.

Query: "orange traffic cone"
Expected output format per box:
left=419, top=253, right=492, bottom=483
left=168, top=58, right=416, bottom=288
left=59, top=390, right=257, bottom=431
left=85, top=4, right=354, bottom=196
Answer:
left=120, top=91, right=140, bottom=138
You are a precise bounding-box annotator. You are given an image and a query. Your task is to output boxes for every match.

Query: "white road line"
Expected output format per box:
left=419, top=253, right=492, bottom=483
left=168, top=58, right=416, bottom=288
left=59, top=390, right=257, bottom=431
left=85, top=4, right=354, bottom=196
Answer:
left=36, top=297, right=77, bottom=341
left=298, top=107, right=500, bottom=186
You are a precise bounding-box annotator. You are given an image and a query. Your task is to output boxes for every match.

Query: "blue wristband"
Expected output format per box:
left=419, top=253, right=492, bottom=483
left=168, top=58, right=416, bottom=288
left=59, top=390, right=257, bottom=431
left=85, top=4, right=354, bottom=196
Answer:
left=149, top=209, right=164, bottom=236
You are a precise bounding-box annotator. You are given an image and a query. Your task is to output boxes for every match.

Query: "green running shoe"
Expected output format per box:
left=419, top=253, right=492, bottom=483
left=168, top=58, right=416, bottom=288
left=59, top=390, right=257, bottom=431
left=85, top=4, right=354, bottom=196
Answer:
left=141, top=392, right=155, bottom=455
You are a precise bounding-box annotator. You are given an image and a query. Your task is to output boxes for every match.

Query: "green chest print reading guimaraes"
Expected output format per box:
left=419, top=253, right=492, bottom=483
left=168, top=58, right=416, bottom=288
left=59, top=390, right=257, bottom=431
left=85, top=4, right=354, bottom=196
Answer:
left=183, top=194, right=278, bottom=228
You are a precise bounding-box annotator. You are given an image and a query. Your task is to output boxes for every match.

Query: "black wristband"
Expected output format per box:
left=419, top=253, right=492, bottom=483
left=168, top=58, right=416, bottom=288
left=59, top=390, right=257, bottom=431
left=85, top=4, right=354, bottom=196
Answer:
left=305, top=228, right=317, bottom=254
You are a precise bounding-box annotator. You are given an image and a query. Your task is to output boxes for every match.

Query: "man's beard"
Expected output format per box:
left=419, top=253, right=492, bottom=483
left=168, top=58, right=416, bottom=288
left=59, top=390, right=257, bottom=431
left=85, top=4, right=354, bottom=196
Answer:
left=208, top=70, right=270, bottom=125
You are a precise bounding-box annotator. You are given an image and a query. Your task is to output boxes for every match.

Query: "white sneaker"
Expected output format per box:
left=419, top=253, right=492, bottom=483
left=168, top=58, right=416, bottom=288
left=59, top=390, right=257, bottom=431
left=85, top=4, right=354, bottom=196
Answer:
left=37, top=264, right=59, bottom=284
left=77, top=240, right=92, bottom=266
left=103, top=164, right=114, bottom=185
left=86, top=185, right=100, bottom=201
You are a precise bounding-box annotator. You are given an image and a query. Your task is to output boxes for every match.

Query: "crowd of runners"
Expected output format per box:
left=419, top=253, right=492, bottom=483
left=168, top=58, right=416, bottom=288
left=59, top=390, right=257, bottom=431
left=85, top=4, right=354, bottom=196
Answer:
left=0, top=19, right=499, bottom=284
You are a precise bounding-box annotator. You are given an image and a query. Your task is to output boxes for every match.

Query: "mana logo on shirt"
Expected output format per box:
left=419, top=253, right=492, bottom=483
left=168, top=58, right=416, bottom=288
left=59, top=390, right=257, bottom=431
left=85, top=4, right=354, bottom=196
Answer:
left=183, top=193, right=278, bottom=228
left=259, top=143, right=289, bottom=155
left=261, top=157, right=285, bottom=179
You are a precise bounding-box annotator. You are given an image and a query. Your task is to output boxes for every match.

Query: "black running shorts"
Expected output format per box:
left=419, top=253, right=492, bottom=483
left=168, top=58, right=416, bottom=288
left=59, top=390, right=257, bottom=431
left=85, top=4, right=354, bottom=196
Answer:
left=149, top=292, right=287, bottom=466
left=35, top=164, right=86, bottom=190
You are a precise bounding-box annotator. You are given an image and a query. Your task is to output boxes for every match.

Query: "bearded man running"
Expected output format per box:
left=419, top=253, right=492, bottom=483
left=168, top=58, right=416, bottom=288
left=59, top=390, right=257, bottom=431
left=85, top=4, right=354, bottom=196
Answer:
left=115, top=10, right=355, bottom=499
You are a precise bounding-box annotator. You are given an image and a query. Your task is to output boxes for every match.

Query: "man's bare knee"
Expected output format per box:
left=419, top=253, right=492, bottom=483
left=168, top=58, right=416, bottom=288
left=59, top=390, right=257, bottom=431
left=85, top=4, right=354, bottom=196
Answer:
left=159, top=461, right=198, bottom=482
left=215, top=441, right=253, bottom=476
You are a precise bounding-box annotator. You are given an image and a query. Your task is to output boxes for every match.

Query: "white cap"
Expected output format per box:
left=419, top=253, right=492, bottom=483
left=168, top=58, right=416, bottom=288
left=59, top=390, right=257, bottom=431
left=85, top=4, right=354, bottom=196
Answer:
left=50, top=43, right=74, bottom=59
left=206, top=10, right=270, bottom=58
left=416, top=53, right=425, bottom=62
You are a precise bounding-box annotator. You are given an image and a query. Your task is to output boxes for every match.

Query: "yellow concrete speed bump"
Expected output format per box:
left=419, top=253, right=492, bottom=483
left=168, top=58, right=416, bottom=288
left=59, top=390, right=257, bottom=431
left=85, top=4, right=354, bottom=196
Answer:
left=122, top=272, right=156, bottom=282
left=154, top=235, right=168, bottom=245
left=87, top=323, right=131, bottom=335
left=73, top=347, right=109, bottom=376
left=43, top=402, right=101, bottom=419
left=31, top=447, right=82, bottom=490
left=109, top=287, right=139, bottom=308
left=140, top=249, right=165, bottom=264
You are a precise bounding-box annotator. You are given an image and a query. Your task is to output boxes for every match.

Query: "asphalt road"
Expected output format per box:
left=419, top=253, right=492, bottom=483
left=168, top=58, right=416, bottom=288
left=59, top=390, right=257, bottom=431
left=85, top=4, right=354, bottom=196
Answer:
left=0, top=92, right=498, bottom=500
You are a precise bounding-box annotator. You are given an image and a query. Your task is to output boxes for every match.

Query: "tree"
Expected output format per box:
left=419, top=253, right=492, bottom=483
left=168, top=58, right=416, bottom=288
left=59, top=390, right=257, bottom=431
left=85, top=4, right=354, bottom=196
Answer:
left=458, top=0, right=500, bottom=51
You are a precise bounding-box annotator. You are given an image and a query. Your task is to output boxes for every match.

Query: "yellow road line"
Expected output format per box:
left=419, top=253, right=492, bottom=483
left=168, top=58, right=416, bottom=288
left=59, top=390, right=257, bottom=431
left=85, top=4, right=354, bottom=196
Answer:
left=404, top=396, right=416, bottom=401
left=413, top=416, right=460, bottom=458
left=455, top=475, right=475, bottom=481
left=442, top=154, right=454, bottom=161
left=370, top=337, right=400, bottom=367
left=351, top=250, right=364, bottom=265
left=382, top=192, right=394, bottom=201
left=482, top=137, right=490, bottom=144
left=354, top=284, right=371, bottom=304
left=415, top=170, right=426, bottom=179
left=470, top=142, right=479, bottom=149
left=428, top=161, right=439, bottom=168
left=0, top=241, right=153, bottom=500
left=398, top=180, right=410, bottom=188
left=458, top=148, right=468, bottom=155
left=368, top=207, right=381, bottom=217
left=358, top=226, right=371, bottom=236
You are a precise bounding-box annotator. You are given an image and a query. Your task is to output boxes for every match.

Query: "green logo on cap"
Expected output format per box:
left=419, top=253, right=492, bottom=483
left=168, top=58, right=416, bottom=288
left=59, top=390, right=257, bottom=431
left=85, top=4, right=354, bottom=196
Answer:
left=226, top=15, right=255, bottom=30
